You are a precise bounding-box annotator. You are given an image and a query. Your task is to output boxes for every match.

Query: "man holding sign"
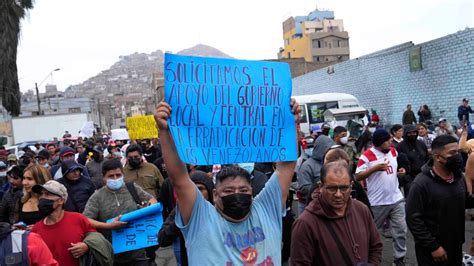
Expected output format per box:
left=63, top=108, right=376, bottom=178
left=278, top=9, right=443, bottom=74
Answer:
left=155, top=96, right=299, bottom=265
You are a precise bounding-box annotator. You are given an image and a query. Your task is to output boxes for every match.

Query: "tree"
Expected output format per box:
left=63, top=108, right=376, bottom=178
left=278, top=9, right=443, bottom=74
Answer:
left=0, top=0, right=34, bottom=116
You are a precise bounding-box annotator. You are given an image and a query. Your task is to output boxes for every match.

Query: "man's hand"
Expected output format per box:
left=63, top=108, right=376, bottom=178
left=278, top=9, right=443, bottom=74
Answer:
left=431, top=246, right=448, bottom=262
left=108, top=215, right=127, bottom=230
left=155, top=101, right=171, bottom=131
left=397, top=168, right=406, bottom=177
left=290, top=98, right=302, bottom=123
left=373, top=163, right=389, bottom=172
left=68, top=242, right=89, bottom=259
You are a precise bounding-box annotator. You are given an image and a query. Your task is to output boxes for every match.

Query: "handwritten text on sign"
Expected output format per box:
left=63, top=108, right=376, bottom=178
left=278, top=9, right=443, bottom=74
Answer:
left=107, top=203, right=163, bottom=254
left=164, top=54, right=297, bottom=165
left=126, top=115, right=159, bottom=140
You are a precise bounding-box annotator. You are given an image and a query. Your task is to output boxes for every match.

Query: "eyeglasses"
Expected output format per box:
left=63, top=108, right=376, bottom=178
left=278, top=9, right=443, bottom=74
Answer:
left=325, top=185, right=352, bottom=194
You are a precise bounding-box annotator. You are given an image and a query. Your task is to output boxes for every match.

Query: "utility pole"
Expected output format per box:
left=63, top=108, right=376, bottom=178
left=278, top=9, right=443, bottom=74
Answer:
left=35, top=82, right=41, bottom=115
left=97, top=98, right=102, bottom=130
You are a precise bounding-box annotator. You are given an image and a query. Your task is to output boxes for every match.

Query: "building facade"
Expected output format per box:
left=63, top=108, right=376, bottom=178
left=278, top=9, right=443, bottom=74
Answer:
left=292, top=28, right=474, bottom=126
left=278, top=8, right=350, bottom=63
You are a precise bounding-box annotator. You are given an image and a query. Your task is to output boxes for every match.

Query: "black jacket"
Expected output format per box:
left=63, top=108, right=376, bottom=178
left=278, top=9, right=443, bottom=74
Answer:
left=418, top=109, right=432, bottom=123
left=396, top=139, right=428, bottom=181
left=402, top=110, right=417, bottom=125
left=251, top=170, right=268, bottom=197
left=406, top=161, right=474, bottom=253
left=0, top=187, right=22, bottom=224
left=58, top=175, right=95, bottom=213
left=157, top=208, right=188, bottom=266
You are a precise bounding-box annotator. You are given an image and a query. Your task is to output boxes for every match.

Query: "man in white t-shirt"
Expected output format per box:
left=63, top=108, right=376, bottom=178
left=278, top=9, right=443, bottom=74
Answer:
left=154, top=99, right=300, bottom=265
left=356, top=128, right=408, bottom=266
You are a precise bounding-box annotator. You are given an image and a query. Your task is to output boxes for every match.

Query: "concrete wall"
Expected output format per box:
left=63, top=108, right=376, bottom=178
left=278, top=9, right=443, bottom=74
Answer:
left=292, top=28, right=474, bottom=126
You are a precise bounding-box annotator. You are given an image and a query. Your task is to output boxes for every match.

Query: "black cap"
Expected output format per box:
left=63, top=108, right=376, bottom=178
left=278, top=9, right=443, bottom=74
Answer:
left=36, top=149, right=50, bottom=160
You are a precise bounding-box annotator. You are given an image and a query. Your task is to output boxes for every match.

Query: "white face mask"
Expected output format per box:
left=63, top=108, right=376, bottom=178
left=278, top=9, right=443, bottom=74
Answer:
left=238, top=163, right=255, bottom=175
left=340, top=136, right=348, bottom=145
left=368, top=127, right=376, bottom=133
left=0, top=171, right=6, bottom=177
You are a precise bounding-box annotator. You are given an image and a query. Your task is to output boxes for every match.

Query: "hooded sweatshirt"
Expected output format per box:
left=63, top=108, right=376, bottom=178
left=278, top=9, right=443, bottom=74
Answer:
left=291, top=191, right=383, bottom=265
left=406, top=160, right=474, bottom=254
left=297, top=135, right=335, bottom=197
left=396, top=124, right=429, bottom=180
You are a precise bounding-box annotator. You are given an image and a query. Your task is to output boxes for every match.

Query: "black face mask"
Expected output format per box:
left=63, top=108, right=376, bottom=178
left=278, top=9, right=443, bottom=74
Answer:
left=38, top=198, right=55, bottom=217
left=128, top=158, right=141, bottom=169
left=443, top=154, right=463, bottom=173
left=406, top=135, right=418, bottom=143
left=221, top=193, right=252, bottom=220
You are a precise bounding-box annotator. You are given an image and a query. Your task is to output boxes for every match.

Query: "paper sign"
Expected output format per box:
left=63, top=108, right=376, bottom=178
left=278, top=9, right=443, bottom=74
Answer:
left=107, top=203, right=163, bottom=254
left=79, top=121, right=95, bottom=138
left=111, top=129, right=130, bottom=140
left=164, top=53, right=297, bottom=165
left=126, top=115, right=159, bottom=140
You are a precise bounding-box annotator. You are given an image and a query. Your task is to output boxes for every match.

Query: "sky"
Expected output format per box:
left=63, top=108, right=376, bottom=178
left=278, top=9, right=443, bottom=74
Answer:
left=17, top=0, right=473, bottom=93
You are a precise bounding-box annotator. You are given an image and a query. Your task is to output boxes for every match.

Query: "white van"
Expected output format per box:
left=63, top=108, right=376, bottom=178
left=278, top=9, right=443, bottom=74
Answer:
left=292, top=93, right=367, bottom=135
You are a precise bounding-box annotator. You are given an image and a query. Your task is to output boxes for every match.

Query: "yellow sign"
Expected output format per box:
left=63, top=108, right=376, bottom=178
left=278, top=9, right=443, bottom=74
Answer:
left=126, top=115, right=158, bottom=140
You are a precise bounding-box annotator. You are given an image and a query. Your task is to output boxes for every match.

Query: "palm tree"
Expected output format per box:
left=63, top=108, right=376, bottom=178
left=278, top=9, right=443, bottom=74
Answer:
left=0, top=0, right=34, bottom=116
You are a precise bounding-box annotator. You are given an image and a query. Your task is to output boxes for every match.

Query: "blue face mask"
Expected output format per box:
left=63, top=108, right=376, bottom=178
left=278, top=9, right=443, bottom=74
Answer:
left=107, top=176, right=124, bottom=190
left=238, top=163, right=255, bottom=175
left=304, top=148, right=314, bottom=157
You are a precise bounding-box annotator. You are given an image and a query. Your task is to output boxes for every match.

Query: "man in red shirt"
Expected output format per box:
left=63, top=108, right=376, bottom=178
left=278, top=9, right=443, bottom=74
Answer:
left=31, top=180, right=96, bottom=266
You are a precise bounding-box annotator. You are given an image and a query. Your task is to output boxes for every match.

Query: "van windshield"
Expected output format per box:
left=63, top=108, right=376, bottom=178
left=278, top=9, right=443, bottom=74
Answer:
left=307, top=101, right=338, bottom=123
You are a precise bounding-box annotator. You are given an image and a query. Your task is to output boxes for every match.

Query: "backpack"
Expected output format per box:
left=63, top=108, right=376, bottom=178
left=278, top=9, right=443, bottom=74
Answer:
left=0, top=230, right=29, bottom=265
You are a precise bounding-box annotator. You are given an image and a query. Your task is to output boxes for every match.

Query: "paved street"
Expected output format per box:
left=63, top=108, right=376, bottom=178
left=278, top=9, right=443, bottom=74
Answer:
left=381, top=214, right=474, bottom=265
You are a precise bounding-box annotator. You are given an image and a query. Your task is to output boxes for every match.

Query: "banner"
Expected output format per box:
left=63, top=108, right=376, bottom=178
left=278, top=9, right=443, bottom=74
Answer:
left=164, top=53, right=297, bottom=165
left=107, top=203, right=163, bottom=254
left=111, top=128, right=130, bottom=140
left=126, top=115, right=159, bottom=140
left=79, top=121, right=94, bottom=138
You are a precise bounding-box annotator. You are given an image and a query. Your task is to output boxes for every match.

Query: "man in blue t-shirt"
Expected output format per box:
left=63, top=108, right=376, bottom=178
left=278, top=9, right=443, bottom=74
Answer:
left=154, top=99, right=300, bottom=265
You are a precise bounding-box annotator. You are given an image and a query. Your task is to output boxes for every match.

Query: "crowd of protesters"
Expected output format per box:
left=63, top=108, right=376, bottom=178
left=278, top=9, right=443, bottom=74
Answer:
left=0, top=97, right=473, bottom=265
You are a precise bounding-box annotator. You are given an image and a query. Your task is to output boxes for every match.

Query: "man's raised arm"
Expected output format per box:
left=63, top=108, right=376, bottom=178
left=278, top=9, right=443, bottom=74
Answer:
left=155, top=101, right=197, bottom=225
left=275, top=98, right=301, bottom=205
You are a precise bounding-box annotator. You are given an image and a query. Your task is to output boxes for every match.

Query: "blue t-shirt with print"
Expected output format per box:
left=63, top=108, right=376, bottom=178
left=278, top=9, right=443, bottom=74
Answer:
left=176, top=173, right=284, bottom=266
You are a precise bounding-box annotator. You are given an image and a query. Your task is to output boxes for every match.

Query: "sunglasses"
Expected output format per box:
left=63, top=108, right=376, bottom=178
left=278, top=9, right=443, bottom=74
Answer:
left=325, top=185, right=352, bottom=194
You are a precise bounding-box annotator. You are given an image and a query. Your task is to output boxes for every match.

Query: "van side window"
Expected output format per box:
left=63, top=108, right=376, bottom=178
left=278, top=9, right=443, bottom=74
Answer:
left=307, top=101, right=339, bottom=124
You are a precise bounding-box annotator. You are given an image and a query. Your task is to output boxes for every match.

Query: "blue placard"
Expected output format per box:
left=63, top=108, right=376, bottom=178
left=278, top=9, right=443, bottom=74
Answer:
left=106, top=203, right=163, bottom=254
left=164, top=53, right=297, bottom=165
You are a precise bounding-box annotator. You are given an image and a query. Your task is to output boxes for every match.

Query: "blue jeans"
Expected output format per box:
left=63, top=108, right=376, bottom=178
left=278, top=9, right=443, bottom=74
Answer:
left=371, top=200, right=407, bottom=260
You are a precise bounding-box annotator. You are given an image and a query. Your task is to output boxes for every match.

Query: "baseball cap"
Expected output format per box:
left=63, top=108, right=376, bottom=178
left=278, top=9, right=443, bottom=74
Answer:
left=438, top=118, right=447, bottom=123
left=92, top=145, right=104, bottom=153
left=0, top=150, right=8, bottom=157
left=32, top=180, right=68, bottom=201
left=36, top=149, right=50, bottom=160
left=7, top=154, right=17, bottom=162
left=59, top=146, right=75, bottom=158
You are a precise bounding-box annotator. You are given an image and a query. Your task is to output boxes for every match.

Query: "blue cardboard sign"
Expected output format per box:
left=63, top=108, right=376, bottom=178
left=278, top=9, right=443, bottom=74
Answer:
left=164, top=53, right=297, bottom=165
left=107, top=203, right=163, bottom=254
